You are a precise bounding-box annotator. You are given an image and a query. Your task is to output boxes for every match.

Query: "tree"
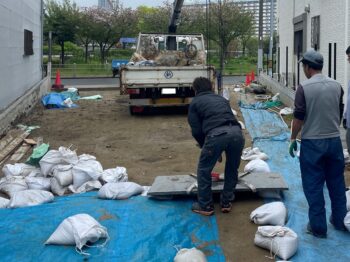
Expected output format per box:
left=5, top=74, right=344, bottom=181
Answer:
left=90, top=6, right=138, bottom=63
left=44, top=0, right=79, bottom=64
left=75, top=10, right=95, bottom=63
left=136, top=5, right=170, bottom=33
left=207, top=1, right=254, bottom=73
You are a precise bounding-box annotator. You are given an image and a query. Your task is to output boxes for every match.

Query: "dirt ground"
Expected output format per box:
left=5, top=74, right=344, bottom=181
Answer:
left=11, top=88, right=270, bottom=261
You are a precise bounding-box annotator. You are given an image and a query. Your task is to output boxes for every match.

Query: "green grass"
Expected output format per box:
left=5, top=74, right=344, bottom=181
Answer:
left=208, top=56, right=257, bottom=75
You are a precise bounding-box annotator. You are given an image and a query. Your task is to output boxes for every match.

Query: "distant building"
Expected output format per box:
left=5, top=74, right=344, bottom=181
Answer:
left=234, top=0, right=277, bottom=36
left=185, top=0, right=277, bottom=37
left=98, top=0, right=118, bottom=10
left=0, top=0, right=50, bottom=134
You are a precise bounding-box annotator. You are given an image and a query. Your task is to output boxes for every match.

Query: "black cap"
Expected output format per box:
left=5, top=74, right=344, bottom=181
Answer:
left=298, top=50, right=324, bottom=68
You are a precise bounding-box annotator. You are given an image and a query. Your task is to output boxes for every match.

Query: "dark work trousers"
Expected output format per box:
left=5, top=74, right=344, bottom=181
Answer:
left=300, top=137, right=347, bottom=235
left=197, top=125, right=244, bottom=208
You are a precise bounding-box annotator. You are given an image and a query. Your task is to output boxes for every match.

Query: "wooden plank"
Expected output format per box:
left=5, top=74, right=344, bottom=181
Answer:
left=148, top=173, right=288, bottom=197
left=8, top=143, right=32, bottom=163
left=0, top=129, right=23, bottom=152
left=0, top=131, right=30, bottom=163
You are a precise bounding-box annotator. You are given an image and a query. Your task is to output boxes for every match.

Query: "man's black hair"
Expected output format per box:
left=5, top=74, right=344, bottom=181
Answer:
left=192, top=77, right=212, bottom=93
left=346, top=46, right=350, bottom=55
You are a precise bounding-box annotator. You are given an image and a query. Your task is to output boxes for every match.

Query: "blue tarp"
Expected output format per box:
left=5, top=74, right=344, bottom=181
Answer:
left=41, top=93, right=78, bottom=109
left=241, top=107, right=350, bottom=261
left=0, top=192, right=224, bottom=262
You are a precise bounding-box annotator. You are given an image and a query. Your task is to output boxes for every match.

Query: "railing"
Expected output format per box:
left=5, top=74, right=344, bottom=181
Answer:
left=50, top=64, right=112, bottom=78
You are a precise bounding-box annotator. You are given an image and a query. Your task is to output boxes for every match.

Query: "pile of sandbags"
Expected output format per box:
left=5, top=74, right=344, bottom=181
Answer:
left=0, top=146, right=131, bottom=208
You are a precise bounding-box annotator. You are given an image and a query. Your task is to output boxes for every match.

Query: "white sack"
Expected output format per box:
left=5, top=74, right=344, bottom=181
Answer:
left=344, top=212, right=350, bottom=231
left=53, top=164, right=73, bottom=187
left=244, top=159, right=271, bottom=173
left=8, top=189, right=54, bottom=208
left=2, top=163, right=38, bottom=177
left=346, top=190, right=350, bottom=211
left=39, top=150, right=64, bottom=176
left=45, top=213, right=109, bottom=255
left=0, top=176, right=28, bottom=198
left=174, top=248, right=207, bottom=262
left=241, top=147, right=269, bottom=161
left=72, top=158, right=103, bottom=189
left=100, top=167, right=128, bottom=183
left=68, top=181, right=102, bottom=194
left=98, top=182, right=143, bottom=200
left=0, top=197, right=9, bottom=208
left=254, top=226, right=298, bottom=260
left=250, top=202, right=287, bottom=226
left=27, top=169, right=43, bottom=177
left=25, top=177, right=51, bottom=191
left=50, top=177, right=68, bottom=196
left=58, top=146, right=78, bottom=165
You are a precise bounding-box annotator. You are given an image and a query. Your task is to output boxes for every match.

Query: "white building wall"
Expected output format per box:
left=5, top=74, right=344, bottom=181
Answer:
left=0, top=0, right=43, bottom=111
left=278, top=0, right=350, bottom=90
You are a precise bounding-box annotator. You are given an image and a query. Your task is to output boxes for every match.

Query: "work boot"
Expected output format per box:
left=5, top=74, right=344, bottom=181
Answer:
left=191, top=202, right=214, bottom=216
left=329, top=215, right=348, bottom=232
left=306, top=223, right=327, bottom=238
left=221, top=202, right=232, bottom=213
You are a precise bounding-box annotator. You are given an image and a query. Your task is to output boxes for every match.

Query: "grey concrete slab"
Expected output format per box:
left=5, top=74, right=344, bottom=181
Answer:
left=148, top=172, right=288, bottom=197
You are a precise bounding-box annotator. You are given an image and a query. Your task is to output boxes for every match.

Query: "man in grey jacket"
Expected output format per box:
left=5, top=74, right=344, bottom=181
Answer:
left=289, top=50, right=347, bottom=238
left=342, top=46, right=350, bottom=151
left=188, top=77, right=244, bottom=216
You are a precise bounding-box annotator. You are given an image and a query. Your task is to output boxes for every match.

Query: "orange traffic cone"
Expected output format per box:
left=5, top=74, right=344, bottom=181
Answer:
left=251, top=70, right=255, bottom=82
left=52, top=70, right=64, bottom=90
left=245, top=73, right=251, bottom=86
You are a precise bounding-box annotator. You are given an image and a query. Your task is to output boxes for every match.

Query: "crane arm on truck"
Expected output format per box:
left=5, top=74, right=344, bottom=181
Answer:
left=167, top=0, right=185, bottom=50
left=168, top=0, right=185, bottom=33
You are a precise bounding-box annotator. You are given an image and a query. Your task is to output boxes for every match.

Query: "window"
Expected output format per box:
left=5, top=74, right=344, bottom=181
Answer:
left=311, top=16, right=320, bottom=50
left=24, top=29, right=33, bottom=55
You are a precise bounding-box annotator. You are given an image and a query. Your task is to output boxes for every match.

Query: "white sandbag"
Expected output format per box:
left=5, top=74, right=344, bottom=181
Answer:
left=27, top=169, right=43, bottom=177
left=50, top=177, right=68, bottom=196
left=0, top=197, right=9, bottom=208
left=2, top=163, right=37, bottom=177
left=58, top=146, right=78, bottom=165
left=174, top=248, right=207, bottom=262
left=244, top=159, right=271, bottom=173
left=45, top=213, right=109, bottom=255
left=25, top=177, right=51, bottom=191
left=254, top=226, right=298, bottom=260
left=39, top=150, right=63, bottom=176
left=68, top=180, right=102, bottom=194
left=8, top=189, right=54, bottom=208
left=241, top=147, right=269, bottom=161
left=344, top=212, right=350, bottom=231
left=53, top=164, right=73, bottom=187
left=78, top=154, right=96, bottom=161
left=250, top=202, right=287, bottom=226
left=0, top=176, right=28, bottom=198
left=72, top=158, right=103, bottom=189
left=346, top=190, right=350, bottom=211
left=98, top=182, right=143, bottom=200
left=100, top=167, right=128, bottom=183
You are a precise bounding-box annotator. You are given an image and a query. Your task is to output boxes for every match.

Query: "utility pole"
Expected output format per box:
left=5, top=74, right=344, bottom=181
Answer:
left=268, top=0, right=274, bottom=77
left=258, top=0, right=263, bottom=74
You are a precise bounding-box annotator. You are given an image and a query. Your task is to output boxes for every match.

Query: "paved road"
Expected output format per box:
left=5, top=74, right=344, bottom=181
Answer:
left=57, top=76, right=246, bottom=88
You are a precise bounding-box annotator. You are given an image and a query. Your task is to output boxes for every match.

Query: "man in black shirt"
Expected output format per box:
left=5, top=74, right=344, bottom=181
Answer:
left=188, top=77, right=244, bottom=216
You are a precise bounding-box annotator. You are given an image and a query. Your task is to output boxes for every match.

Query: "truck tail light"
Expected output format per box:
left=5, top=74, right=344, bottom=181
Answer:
left=127, top=88, right=140, bottom=95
